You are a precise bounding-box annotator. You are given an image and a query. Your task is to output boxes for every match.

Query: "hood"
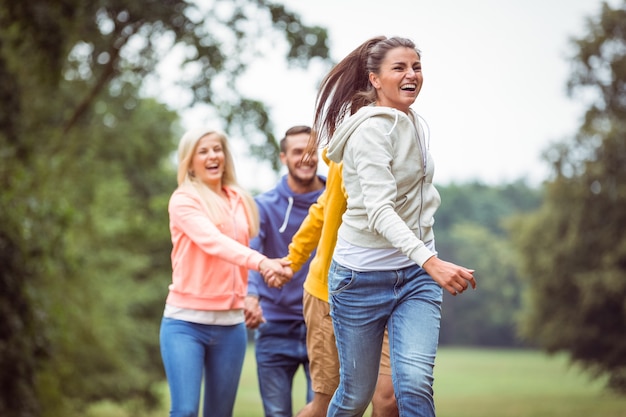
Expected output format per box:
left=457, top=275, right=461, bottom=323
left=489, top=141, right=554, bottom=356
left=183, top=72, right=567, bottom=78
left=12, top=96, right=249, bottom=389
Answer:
left=321, top=147, right=331, bottom=165
left=274, top=174, right=326, bottom=207
left=273, top=174, right=326, bottom=233
left=327, top=106, right=411, bottom=164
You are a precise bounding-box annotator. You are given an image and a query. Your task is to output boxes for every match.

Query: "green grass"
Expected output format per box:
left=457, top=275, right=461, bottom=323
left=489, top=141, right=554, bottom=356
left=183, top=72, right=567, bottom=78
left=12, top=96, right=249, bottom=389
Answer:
left=232, top=346, right=626, bottom=417
left=97, top=346, right=626, bottom=417
left=433, top=348, right=626, bottom=417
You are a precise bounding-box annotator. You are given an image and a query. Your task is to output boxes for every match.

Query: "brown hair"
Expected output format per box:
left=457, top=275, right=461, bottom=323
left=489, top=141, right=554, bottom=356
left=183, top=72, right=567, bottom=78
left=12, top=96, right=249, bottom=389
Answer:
left=280, top=125, right=311, bottom=153
left=311, top=36, right=420, bottom=149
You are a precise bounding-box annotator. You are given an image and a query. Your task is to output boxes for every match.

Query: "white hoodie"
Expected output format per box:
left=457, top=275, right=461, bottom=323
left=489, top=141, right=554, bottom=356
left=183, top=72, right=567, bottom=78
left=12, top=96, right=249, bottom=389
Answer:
left=327, top=105, right=441, bottom=267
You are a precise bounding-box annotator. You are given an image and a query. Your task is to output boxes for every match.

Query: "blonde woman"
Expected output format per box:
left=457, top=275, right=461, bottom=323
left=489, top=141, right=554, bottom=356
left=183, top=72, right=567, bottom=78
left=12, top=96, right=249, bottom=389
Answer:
left=159, top=128, right=290, bottom=417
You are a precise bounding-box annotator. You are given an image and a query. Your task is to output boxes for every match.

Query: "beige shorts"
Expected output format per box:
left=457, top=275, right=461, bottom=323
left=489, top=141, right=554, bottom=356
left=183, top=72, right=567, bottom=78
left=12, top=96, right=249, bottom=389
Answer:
left=303, top=290, right=391, bottom=396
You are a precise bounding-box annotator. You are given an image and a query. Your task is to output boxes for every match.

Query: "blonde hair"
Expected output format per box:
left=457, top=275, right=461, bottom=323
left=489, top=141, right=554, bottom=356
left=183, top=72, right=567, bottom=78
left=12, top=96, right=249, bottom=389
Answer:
left=176, top=128, right=260, bottom=237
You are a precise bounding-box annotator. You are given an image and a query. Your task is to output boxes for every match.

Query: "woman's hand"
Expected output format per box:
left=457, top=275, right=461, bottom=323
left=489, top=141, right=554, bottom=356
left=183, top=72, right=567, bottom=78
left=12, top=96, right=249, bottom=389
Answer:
left=259, top=258, right=293, bottom=288
left=422, top=256, right=476, bottom=296
left=266, top=264, right=294, bottom=289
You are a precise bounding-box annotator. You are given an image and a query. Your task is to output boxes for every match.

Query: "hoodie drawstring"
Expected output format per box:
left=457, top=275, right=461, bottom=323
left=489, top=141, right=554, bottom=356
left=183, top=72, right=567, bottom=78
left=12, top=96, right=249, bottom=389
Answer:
left=278, top=196, right=293, bottom=233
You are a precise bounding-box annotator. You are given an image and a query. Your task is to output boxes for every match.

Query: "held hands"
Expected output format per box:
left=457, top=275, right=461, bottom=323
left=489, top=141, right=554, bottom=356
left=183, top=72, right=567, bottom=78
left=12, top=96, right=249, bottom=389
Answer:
left=422, top=256, right=476, bottom=296
left=267, top=264, right=294, bottom=288
left=259, top=258, right=293, bottom=289
left=245, top=258, right=294, bottom=329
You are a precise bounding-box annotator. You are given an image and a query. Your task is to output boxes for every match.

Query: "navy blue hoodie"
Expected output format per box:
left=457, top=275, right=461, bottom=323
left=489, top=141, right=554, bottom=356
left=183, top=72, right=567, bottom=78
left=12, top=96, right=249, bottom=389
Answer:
left=248, top=174, right=326, bottom=321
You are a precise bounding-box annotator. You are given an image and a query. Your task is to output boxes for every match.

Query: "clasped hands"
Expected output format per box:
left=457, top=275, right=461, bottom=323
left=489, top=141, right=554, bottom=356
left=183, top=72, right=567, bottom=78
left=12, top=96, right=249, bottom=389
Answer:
left=245, top=258, right=294, bottom=329
left=259, top=257, right=293, bottom=288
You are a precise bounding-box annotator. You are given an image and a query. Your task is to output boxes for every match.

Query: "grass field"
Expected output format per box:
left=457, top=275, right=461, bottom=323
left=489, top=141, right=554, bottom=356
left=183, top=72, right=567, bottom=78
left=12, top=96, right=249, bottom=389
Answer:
left=233, top=346, right=626, bottom=417
left=431, top=348, right=626, bottom=417
left=96, top=346, right=626, bottom=417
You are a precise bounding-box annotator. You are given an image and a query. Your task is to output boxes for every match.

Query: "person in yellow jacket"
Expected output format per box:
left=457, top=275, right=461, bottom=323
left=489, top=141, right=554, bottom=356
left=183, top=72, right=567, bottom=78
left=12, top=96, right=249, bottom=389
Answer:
left=280, top=150, right=397, bottom=417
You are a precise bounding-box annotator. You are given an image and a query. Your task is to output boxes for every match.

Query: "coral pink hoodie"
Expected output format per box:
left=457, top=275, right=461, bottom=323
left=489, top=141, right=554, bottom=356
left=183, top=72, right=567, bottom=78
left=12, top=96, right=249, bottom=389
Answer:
left=166, top=185, right=266, bottom=311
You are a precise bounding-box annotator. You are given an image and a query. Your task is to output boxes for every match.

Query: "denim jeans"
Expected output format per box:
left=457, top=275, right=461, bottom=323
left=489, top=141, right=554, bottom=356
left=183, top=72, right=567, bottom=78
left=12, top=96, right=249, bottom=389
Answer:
left=159, top=317, right=247, bottom=417
left=327, top=261, right=443, bottom=417
left=254, top=320, right=313, bottom=417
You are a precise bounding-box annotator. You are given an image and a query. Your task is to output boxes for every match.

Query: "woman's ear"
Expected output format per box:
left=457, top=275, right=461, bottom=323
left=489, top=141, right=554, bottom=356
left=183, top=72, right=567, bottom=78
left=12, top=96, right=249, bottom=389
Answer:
left=369, top=72, right=380, bottom=89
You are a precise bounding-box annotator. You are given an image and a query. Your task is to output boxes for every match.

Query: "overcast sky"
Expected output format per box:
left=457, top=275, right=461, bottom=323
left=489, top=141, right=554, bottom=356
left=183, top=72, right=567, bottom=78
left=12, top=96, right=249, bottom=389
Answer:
left=177, top=0, right=613, bottom=191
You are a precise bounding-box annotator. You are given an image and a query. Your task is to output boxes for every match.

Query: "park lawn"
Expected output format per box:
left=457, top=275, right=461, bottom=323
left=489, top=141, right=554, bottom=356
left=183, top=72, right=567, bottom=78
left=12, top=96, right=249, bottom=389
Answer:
left=148, top=346, right=626, bottom=417
left=233, top=346, right=626, bottom=417
left=433, top=348, right=626, bottom=417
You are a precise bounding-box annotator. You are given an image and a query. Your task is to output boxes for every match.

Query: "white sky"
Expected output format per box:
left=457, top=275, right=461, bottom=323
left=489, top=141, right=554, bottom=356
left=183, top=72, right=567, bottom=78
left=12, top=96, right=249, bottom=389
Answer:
left=177, top=0, right=612, bottom=192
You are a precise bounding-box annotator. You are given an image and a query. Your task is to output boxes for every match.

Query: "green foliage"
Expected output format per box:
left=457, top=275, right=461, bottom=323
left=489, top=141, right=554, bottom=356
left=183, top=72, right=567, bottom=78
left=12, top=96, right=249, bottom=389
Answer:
left=34, top=97, right=177, bottom=415
left=510, top=0, right=626, bottom=394
left=440, top=223, right=523, bottom=346
left=0, top=1, right=330, bottom=416
left=0, top=177, right=55, bottom=417
left=435, top=181, right=541, bottom=347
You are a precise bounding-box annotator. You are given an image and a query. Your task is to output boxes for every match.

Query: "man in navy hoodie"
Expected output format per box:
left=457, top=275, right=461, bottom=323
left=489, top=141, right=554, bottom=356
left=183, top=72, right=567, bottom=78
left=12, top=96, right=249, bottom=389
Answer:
left=246, top=125, right=326, bottom=417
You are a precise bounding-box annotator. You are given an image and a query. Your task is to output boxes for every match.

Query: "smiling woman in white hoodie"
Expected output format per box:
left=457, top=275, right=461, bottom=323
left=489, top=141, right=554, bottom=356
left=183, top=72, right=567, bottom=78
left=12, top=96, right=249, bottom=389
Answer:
left=310, top=36, right=476, bottom=417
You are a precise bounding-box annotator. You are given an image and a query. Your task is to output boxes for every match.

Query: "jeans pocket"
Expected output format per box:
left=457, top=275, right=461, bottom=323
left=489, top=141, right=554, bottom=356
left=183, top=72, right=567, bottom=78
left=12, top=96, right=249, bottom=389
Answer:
left=328, top=261, right=356, bottom=295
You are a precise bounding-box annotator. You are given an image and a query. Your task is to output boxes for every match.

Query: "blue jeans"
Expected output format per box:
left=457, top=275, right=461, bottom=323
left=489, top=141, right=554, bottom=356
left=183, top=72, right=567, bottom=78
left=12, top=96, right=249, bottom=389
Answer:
left=159, top=317, right=247, bottom=417
left=327, top=261, right=443, bottom=417
left=254, top=320, right=313, bottom=417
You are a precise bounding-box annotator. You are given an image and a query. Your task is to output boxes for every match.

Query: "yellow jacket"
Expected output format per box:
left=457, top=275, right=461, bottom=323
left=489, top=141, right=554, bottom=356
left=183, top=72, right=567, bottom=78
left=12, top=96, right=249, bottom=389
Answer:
left=286, top=149, right=346, bottom=302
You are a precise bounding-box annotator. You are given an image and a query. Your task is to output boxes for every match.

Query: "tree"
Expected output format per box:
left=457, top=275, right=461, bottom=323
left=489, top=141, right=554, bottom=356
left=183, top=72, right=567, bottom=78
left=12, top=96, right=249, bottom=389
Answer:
left=435, top=181, right=541, bottom=347
left=510, top=0, right=626, bottom=393
left=439, top=222, right=524, bottom=347
left=0, top=1, right=330, bottom=416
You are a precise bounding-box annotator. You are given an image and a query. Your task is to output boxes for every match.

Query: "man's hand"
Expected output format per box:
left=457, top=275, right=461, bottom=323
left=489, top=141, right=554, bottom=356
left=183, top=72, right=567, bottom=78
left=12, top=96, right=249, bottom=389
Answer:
left=244, top=295, right=265, bottom=329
